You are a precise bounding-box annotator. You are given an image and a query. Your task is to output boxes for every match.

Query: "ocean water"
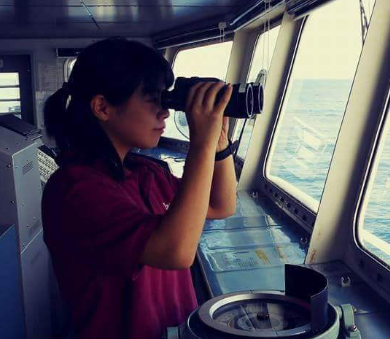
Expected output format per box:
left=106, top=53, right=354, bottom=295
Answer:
left=239, top=79, right=390, bottom=262
left=270, top=79, right=353, bottom=201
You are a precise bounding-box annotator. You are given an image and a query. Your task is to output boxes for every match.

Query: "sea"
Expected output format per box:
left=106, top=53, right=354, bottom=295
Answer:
left=239, top=79, right=390, bottom=263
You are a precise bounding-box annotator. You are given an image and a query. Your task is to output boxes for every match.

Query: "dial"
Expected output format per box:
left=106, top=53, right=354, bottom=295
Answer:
left=213, top=299, right=310, bottom=333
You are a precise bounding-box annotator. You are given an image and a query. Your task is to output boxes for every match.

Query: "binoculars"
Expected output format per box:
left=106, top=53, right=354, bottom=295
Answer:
left=161, top=77, right=264, bottom=119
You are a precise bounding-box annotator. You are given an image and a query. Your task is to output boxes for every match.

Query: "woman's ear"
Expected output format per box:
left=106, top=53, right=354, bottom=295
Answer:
left=90, top=95, right=115, bottom=122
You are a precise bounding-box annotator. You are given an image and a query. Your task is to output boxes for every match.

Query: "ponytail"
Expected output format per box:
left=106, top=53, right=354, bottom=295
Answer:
left=44, top=85, right=71, bottom=150
left=43, top=38, right=174, bottom=157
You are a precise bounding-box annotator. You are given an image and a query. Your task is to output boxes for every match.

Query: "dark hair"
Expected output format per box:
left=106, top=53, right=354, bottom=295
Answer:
left=44, top=38, right=174, bottom=161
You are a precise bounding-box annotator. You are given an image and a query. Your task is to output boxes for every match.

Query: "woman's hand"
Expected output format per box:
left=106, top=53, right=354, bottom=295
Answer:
left=216, top=116, right=230, bottom=152
left=185, top=82, right=233, bottom=152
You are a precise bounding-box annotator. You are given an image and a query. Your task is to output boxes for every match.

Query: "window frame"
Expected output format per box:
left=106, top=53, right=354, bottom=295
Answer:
left=0, top=74, right=21, bottom=115
left=231, top=21, right=284, bottom=182
left=297, top=0, right=390, bottom=303
left=346, top=87, right=390, bottom=301
left=251, top=16, right=318, bottom=232
left=0, top=54, right=36, bottom=125
left=265, top=0, right=366, bottom=213
left=233, top=22, right=282, bottom=165
left=354, top=85, right=390, bottom=270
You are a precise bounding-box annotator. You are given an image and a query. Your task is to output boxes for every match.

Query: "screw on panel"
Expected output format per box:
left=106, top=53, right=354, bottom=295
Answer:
left=252, top=191, right=259, bottom=199
left=7, top=164, right=11, bottom=168
left=11, top=201, right=15, bottom=204
left=341, top=276, right=352, bottom=287
left=348, top=325, right=358, bottom=332
left=300, top=237, right=308, bottom=246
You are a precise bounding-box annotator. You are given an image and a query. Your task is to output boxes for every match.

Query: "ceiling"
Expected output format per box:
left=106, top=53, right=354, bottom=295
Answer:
left=0, top=0, right=254, bottom=39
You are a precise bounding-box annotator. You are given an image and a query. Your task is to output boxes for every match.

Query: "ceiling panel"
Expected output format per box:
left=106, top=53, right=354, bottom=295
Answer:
left=83, top=0, right=242, bottom=6
left=0, top=6, right=231, bottom=24
left=0, top=7, right=88, bottom=24
left=0, top=0, right=80, bottom=5
left=0, top=0, right=253, bottom=38
left=0, top=6, right=233, bottom=24
left=88, top=5, right=233, bottom=22
left=0, top=21, right=190, bottom=38
left=0, top=0, right=244, bottom=6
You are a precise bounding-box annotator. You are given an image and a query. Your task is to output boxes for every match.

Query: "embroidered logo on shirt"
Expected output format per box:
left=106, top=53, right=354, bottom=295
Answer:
left=163, top=202, right=171, bottom=210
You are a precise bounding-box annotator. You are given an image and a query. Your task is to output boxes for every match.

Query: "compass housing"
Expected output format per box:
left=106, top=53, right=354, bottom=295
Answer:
left=178, top=265, right=340, bottom=339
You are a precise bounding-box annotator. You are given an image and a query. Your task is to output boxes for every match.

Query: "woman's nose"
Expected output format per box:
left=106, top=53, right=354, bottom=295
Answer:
left=158, top=108, right=170, bottom=120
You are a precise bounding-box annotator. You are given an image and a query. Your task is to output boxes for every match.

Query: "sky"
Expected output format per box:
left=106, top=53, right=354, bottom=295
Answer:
left=290, top=0, right=376, bottom=79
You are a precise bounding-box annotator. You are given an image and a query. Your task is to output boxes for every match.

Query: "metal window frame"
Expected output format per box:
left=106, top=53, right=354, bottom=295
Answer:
left=0, top=53, right=36, bottom=126
left=237, top=13, right=311, bottom=229
left=354, top=83, right=390, bottom=260
left=246, top=0, right=371, bottom=232
left=233, top=20, right=282, bottom=168
left=302, top=0, right=390, bottom=303
left=264, top=0, right=366, bottom=215
left=349, top=83, right=390, bottom=299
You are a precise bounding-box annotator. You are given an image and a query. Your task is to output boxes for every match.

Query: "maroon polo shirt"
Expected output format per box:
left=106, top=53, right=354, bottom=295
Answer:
left=42, top=151, right=198, bottom=339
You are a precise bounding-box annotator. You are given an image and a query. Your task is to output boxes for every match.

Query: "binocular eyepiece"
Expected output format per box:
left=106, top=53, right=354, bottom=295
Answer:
left=161, top=77, right=264, bottom=119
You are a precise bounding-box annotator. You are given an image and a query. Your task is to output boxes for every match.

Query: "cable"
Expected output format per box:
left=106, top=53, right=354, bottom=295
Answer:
left=267, top=0, right=270, bottom=71
left=263, top=5, right=266, bottom=71
left=359, top=0, right=369, bottom=45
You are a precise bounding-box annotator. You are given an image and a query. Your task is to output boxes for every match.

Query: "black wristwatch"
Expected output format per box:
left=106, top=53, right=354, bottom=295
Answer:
left=215, top=139, right=236, bottom=161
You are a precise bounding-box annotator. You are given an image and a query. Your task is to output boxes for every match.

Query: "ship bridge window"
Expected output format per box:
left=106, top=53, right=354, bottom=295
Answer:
left=358, top=97, right=390, bottom=266
left=233, top=25, right=280, bottom=160
left=266, top=0, right=376, bottom=212
left=164, top=41, right=233, bottom=141
left=0, top=72, right=21, bottom=119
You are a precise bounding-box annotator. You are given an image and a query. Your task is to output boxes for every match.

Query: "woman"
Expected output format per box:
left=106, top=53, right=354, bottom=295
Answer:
left=42, top=37, right=236, bottom=339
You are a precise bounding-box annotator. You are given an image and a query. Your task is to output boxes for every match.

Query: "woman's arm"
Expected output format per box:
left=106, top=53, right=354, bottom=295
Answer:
left=207, top=117, right=237, bottom=219
left=141, top=82, right=234, bottom=270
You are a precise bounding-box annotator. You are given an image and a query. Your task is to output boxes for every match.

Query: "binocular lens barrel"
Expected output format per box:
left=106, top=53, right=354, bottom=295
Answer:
left=161, top=77, right=263, bottom=119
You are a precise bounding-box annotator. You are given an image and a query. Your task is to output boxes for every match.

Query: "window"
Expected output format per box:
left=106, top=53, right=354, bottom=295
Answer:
left=0, top=73, right=21, bottom=119
left=358, top=98, right=390, bottom=266
left=266, top=0, right=375, bottom=212
left=164, top=41, right=233, bottom=141
left=232, top=25, right=280, bottom=160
